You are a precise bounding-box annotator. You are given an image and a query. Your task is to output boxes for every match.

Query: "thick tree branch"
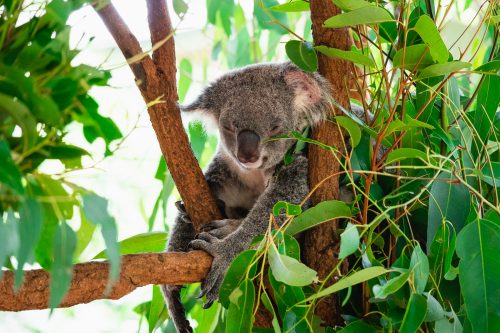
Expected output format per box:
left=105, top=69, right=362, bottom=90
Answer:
left=0, top=251, right=212, bottom=311
left=304, top=0, right=352, bottom=326
left=94, top=1, right=222, bottom=230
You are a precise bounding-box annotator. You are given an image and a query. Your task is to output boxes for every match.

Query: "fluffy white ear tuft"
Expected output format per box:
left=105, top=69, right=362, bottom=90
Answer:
left=284, top=69, right=324, bottom=110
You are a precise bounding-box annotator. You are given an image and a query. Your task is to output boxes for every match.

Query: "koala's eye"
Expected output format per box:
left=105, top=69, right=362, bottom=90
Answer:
left=269, top=125, right=282, bottom=136
left=222, top=125, right=235, bottom=133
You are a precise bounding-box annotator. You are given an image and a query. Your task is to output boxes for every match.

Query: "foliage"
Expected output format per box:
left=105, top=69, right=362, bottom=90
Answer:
left=0, top=0, right=123, bottom=307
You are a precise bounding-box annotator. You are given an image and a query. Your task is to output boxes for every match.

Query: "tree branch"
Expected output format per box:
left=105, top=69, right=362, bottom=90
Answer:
left=93, top=1, right=222, bottom=230
left=0, top=251, right=212, bottom=311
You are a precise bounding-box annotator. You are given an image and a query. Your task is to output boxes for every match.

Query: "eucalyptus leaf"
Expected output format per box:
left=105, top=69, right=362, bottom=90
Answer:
left=93, top=232, right=167, bottom=259
left=400, top=294, right=427, bottom=333
left=316, top=45, right=375, bottom=68
left=270, top=0, right=309, bottom=12
left=324, top=6, right=393, bottom=28
left=285, top=40, right=318, bottom=72
left=285, top=200, right=352, bottom=236
left=269, top=244, right=317, bottom=286
left=339, top=223, right=360, bottom=259
left=226, top=280, right=255, bottom=333
left=456, top=219, right=500, bottom=333
left=414, top=15, right=449, bottom=63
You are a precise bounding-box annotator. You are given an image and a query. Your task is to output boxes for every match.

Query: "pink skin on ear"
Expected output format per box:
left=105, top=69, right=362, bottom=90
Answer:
left=284, top=69, right=323, bottom=109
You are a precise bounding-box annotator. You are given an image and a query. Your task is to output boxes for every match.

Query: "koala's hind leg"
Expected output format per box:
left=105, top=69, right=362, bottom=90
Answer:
left=162, top=202, right=196, bottom=333
left=199, top=218, right=242, bottom=239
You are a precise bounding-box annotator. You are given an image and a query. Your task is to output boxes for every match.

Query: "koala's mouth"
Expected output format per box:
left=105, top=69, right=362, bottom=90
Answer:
left=238, top=158, right=263, bottom=170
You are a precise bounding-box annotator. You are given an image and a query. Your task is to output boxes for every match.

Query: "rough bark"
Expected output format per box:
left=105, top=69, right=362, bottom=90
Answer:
left=96, top=2, right=222, bottom=231
left=304, top=0, right=352, bottom=327
left=0, top=251, right=212, bottom=311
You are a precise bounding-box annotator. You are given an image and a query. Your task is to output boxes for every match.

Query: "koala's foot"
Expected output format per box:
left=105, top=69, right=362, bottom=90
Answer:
left=190, top=232, right=245, bottom=308
left=199, top=219, right=241, bottom=239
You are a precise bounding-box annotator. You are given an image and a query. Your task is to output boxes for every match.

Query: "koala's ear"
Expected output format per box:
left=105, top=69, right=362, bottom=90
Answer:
left=179, top=86, right=215, bottom=113
left=283, top=66, right=332, bottom=125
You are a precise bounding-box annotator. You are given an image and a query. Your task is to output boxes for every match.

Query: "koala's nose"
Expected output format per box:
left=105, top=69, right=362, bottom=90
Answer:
left=237, top=130, right=260, bottom=163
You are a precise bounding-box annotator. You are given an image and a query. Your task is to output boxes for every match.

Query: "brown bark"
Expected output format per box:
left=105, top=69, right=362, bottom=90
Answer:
left=0, top=251, right=212, bottom=311
left=95, top=2, right=222, bottom=231
left=304, top=0, right=352, bottom=327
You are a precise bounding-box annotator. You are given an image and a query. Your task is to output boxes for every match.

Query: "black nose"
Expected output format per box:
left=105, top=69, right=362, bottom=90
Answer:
left=237, top=130, right=260, bottom=163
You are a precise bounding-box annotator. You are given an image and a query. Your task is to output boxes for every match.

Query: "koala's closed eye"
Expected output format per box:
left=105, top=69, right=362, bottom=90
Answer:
left=269, top=125, right=282, bottom=136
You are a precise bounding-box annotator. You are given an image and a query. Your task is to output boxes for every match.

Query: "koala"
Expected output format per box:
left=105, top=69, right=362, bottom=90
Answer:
left=161, top=62, right=332, bottom=333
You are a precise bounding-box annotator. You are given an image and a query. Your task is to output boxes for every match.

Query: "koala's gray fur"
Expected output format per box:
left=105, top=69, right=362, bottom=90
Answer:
left=161, top=62, right=333, bottom=333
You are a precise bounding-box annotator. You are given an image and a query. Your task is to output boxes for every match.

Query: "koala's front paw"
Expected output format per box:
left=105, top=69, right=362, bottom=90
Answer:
left=190, top=233, right=243, bottom=308
left=200, top=219, right=241, bottom=239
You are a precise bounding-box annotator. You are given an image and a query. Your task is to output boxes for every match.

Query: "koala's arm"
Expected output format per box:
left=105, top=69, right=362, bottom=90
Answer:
left=190, top=155, right=309, bottom=305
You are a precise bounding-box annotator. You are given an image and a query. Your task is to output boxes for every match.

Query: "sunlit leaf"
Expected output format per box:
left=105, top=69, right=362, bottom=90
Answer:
left=373, top=270, right=410, bottom=299
left=93, top=232, right=167, bottom=259
left=285, top=200, right=352, bottom=236
left=385, top=148, right=428, bottom=164
left=177, top=58, right=192, bottom=102
left=269, top=243, right=317, bottom=286
left=316, top=45, right=375, bottom=68
left=419, top=61, right=471, bottom=78
left=414, top=15, right=449, bottom=63
left=339, top=223, right=360, bottom=259
left=270, top=0, right=309, bottom=12
left=393, top=44, right=436, bottom=70
left=306, top=266, right=388, bottom=301
left=409, top=244, right=429, bottom=294
left=335, top=116, right=362, bottom=148
left=324, top=6, right=393, bottom=28
left=332, top=0, right=372, bottom=11
left=219, top=250, right=258, bottom=308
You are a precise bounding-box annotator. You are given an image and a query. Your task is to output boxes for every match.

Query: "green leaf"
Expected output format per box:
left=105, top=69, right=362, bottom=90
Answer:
left=315, top=45, right=375, bottom=68
left=481, top=162, right=500, bottom=187
left=474, top=60, right=500, bottom=73
left=339, top=223, right=360, bottom=259
left=414, top=15, right=449, bottom=63
left=305, top=266, right=388, bottom=302
left=226, top=280, right=255, bottom=333
left=338, top=320, right=378, bottom=333
left=428, top=171, right=470, bottom=252
left=324, top=6, right=393, bottom=28
left=410, top=245, right=429, bottom=294
left=456, top=219, right=500, bottom=333
left=178, top=58, right=192, bottom=102
left=254, top=0, right=288, bottom=34
left=373, top=270, right=410, bottom=299
left=270, top=0, right=309, bottom=12
left=472, top=73, right=500, bottom=158
left=419, top=61, right=471, bottom=78
left=49, top=222, right=76, bottom=309
left=424, top=293, right=446, bottom=322
left=173, top=0, right=188, bottom=16
left=261, top=291, right=281, bottom=333
left=0, top=93, right=37, bottom=151
left=82, top=193, right=120, bottom=287
left=219, top=250, right=258, bottom=308
left=75, top=209, right=96, bottom=258
left=273, top=201, right=302, bottom=217
left=285, top=200, right=352, bottom=236
left=93, top=232, right=167, bottom=259
left=385, top=148, right=428, bottom=164
left=332, top=0, right=372, bottom=11
left=148, top=285, right=167, bottom=333
left=269, top=243, right=317, bottom=286
left=0, top=211, right=19, bottom=280
left=35, top=174, right=76, bottom=220
left=285, top=40, right=318, bottom=72
left=0, top=140, right=24, bottom=195
left=335, top=116, right=362, bottom=148
left=393, top=44, right=436, bottom=70
left=15, top=199, right=43, bottom=288
left=400, top=294, right=427, bottom=333
left=429, top=223, right=456, bottom=280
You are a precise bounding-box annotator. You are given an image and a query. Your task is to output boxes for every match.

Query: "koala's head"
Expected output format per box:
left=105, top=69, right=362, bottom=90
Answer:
left=182, top=63, right=331, bottom=171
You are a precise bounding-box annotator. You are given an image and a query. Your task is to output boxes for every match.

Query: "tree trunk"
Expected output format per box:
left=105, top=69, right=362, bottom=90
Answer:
left=304, top=0, right=352, bottom=327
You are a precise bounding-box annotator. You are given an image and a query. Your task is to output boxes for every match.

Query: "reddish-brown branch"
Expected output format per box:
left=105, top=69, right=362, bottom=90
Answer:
left=304, top=0, right=352, bottom=326
left=0, top=251, right=212, bottom=311
left=94, top=1, right=222, bottom=230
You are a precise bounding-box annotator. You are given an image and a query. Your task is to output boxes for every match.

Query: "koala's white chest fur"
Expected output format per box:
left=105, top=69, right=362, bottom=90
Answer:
left=219, top=160, right=272, bottom=212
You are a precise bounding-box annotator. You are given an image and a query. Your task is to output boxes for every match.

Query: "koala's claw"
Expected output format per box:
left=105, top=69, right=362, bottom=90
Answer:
left=175, top=200, right=187, bottom=214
